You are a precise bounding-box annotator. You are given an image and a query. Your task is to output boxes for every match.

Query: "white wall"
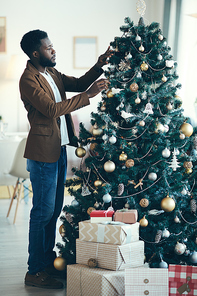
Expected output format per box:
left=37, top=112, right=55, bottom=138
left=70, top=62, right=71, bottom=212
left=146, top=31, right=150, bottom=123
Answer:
left=177, top=0, right=197, bottom=126
left=0, top=0, right=164, bottom=133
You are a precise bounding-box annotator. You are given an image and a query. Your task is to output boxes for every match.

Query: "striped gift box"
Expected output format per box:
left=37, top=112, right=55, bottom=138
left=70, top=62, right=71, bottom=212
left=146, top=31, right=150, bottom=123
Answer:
left=169, top=264, right=197, bottom=296
left=67, top=264, right=125, bottom=296
left=125, top=267, right=168, bottom=296
left=79, top=220, right=139, bottom=245
left=76, top=239, right=144, bottom=271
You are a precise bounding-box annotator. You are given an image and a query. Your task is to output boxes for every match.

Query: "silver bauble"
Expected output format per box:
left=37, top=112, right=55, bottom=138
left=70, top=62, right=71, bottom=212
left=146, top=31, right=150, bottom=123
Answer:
left=162, top=147, right=171, bottom=158
left=103, top=193, right=112, bottom=203
left=159, top=261, right=168, bottom=268
left=189, top=251, right=197, bottom=263
left=148, top=172, right=157, bottom=181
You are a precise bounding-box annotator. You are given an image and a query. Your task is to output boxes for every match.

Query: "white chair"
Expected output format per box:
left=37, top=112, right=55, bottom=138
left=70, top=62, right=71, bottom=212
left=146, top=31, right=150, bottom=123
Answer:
left=6, top=138, right=29, bottom=224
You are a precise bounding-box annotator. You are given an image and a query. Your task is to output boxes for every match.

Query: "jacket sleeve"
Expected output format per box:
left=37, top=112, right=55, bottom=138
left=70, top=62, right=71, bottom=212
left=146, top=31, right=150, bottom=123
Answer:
left=52, top=65, right=103, bottom=92
left=19, top=73, right=91, bottom=119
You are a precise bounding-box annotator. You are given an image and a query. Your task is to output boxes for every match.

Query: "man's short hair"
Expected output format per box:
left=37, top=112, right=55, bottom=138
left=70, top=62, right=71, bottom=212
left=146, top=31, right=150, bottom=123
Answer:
left=20, top=30, right=48, bottom=58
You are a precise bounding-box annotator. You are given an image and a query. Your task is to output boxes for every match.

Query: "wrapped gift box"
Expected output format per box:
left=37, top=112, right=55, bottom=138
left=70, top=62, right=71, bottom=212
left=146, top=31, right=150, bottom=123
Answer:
left=114, top=209, right=138, bottom=224
left=90, top=210, right=114, bottom=223
left=67, top=264, right=125, bottom=296
left=125, top=267, right=168, bottom=296
left=169, top=264, right=197, bottom=296
left=79, top=220, right=139, bottom=245
left=76, top=239, right=144, bottom=271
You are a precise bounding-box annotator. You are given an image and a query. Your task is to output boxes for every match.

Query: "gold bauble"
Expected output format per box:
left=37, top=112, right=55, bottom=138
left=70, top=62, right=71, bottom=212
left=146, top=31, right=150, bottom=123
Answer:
left=75, top=147, right=86, bottom=158
left=183, top=161, right=193, bottom=169
left=179, top=123, right=193, bottom=137
left=94, top=201, right=100, bottom=208
left=124, top=202, right=130, bottom=209
left=139, top=198, right=149, bottom=208
left=162, top=75, right=167, bottom=82
left=155, top=122, right=165, bottom=133
left=92, top=128, right=103, bottom=137
left=94, top=179, right=103, bottom=187
left=185, top=168, right=193, bottom=174
left=125, top=159, right=135, bottom=168
left=54, top=257, right=66, bottom=271
left=100, top=105, right=106, bottom=111
left=166, top=102, right=173, bottom=110
left=139, top=120, right=145, bottom=126
left=139, top=45, right=145, bottom=52
left=161, top=195, right=175, bottom=212
left=87, top=207, right=96, bottom=215
left=104, top=160, right=116, bottom=172
left=119, top=151, right=128, bottom=161
left=107, top=90, right=114, bottom=98
left=129, top=82, right=139, bottom=92
left=139, top=216, right=148, bottom=227
left=179, top=133, right=185, bottom=140
left=140, top=61, right=149, bottom=71
left=59, top=224, right=66, bottom=237
left=135, top=97, right=141, bottom=104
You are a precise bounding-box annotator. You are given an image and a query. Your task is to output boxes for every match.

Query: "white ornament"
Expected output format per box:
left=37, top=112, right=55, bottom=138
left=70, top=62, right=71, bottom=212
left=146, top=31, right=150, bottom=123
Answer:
left=81, top=184, right=91, bottom=196
left=141, top=91, right=147, bottom=100
left=136, top=71, right=142, bottom=78
left=102, top=134, right=108, bottom=141
left=168, top=148, right=180, bottom=171
left=174, top=242, right=186, bottom=255
left=103, top=193, right=112, bottom=203
left=181, top=188, right=187, bottom=195
left=158, top=34, right=163, bottom=40
left=164, top=125, right=169, bottom=133
left=157, top=54, right=163, bottom=61
left=143, top=103, right=153, bottom=114
left=162, top=147, right=171, bottom=158
left=174, top=216, right=181, bottom=223
left=71, top=199, right=79, bottom=207
left=136, top=34, right=141, bottom=41
left=109, top=135, right=117, bottom=144
left=166, top=60, right=174, bottom=68
left=125, top=53, right=132, bottom=60
left=118, top=59, right=131, bottom=71
left=148, top=172, right=157, bottom=181
left=121, top=110, right=134, bottom=119
left=162, top=229, right=170, bottom=238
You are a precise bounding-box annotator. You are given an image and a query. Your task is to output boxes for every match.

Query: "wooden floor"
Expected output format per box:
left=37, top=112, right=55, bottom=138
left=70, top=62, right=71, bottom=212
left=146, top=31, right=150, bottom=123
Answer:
left=0, top=197, right=72, bottom=296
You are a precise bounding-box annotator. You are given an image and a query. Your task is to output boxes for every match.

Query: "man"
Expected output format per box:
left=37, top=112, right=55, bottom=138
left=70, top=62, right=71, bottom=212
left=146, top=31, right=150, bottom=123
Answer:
left=19, top=29, right=112, bottom=289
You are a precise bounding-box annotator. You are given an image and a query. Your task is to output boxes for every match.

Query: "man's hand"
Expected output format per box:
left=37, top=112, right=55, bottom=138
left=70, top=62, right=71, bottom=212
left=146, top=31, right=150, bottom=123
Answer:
left=96, top=46, right=114, bottom=68
left=86, top=79, right=109, bottom=98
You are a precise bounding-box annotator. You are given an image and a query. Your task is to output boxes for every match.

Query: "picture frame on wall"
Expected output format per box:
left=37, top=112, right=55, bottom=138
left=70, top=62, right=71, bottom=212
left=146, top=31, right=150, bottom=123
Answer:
left=0, top=17, right=6, bottom=53
left=73, top=36, right=97, bottom=69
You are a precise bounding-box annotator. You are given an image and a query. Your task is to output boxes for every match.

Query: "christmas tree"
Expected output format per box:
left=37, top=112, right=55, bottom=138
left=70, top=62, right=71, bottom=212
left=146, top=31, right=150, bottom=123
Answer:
left=57, top=8, right=197, bottom=268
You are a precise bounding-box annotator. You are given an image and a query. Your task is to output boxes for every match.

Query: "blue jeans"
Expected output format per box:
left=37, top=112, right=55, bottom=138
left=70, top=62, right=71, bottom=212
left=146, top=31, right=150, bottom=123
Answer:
left=27, top=146, right=67, bottom=275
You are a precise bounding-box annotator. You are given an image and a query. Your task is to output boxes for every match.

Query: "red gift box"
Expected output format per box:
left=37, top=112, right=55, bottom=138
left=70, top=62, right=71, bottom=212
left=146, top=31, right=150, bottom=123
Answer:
left=169, top=264, right=197, bottom=296
left=90, top=210, right=114, bottom=217
left=90, top=210, right=115, bottom=223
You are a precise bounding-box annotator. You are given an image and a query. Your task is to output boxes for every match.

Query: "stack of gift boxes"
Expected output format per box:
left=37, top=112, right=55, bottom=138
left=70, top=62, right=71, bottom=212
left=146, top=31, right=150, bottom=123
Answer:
left=66, top=208, right=197, bottom=296
left=67, top=209, right=145, bottom=295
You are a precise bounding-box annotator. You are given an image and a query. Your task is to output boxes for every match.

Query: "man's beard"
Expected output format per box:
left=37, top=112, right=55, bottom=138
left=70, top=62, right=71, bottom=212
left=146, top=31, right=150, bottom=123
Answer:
left=39, top=55, right=56, bottom=68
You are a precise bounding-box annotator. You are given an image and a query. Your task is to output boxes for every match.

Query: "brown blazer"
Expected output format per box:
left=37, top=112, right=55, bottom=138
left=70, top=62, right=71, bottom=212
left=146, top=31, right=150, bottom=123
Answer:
left=19, top=61, right=102, bottom=163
